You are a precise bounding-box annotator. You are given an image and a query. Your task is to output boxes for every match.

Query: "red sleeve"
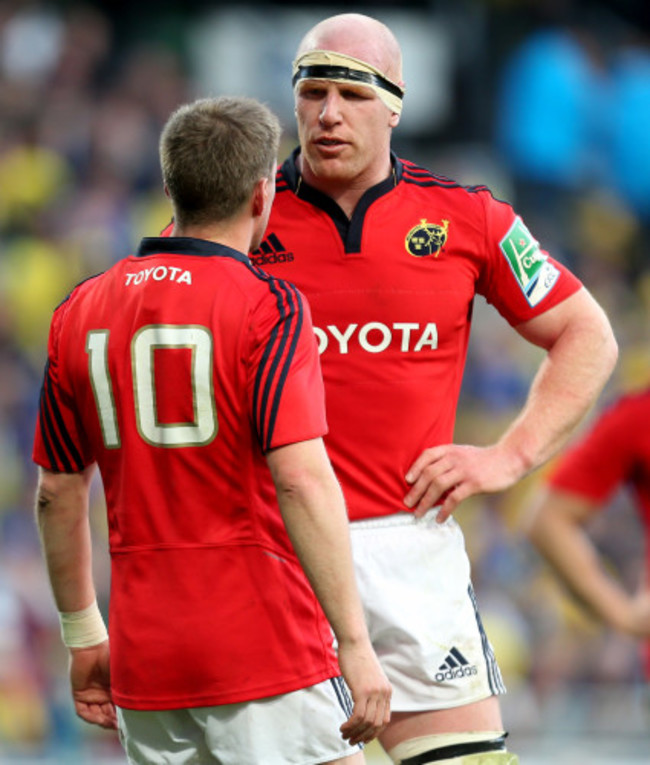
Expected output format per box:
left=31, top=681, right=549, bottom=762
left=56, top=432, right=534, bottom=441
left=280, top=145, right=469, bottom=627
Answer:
left=32, top=294, right=94, bottom=472
left=548, top=397, right=640, bottom=504
left=248, top=278, right=327, bottom=452
left=477, top=192, right=582, bottom=326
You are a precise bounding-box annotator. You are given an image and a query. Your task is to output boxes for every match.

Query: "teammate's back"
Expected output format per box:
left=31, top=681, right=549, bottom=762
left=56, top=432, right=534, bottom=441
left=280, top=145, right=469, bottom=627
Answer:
left=45, top=239, right=311, bottom=552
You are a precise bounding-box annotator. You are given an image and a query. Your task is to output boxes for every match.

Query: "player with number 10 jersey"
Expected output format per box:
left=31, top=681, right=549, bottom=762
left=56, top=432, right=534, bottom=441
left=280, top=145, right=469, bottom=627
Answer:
left=33, top=236, right=338, bottom=710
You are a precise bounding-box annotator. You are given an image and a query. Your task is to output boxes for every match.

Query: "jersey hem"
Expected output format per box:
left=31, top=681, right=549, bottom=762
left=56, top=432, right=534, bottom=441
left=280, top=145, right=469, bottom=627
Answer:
left=112, top=668, right=340, bottom=710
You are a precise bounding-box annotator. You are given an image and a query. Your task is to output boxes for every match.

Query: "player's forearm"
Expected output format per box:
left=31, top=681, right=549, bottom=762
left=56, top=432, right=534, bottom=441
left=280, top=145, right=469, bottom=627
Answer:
left=35, top=467, right=97, bottom=612
left=268, top=441, right=369, bottom=645
left=528, top=504, right=631, bottom=630
left=280, top=478, right=368, bottom=643
left=501, top=299, right=617, bottom=475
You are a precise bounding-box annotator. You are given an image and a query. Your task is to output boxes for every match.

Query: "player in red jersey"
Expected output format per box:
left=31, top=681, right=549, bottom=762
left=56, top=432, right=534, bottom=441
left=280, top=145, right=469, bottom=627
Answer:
left=526, top=388, right=650, bottom=679
left=33, top=96, right=390, bottom=764
left=247, top=12, right=618, bottom=765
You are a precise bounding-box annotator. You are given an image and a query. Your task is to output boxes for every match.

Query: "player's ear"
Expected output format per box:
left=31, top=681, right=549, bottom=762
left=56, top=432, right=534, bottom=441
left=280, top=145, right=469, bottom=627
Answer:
left=251, top=177, right=267, bottom=217
left=389, top=111, right=400, bottom=128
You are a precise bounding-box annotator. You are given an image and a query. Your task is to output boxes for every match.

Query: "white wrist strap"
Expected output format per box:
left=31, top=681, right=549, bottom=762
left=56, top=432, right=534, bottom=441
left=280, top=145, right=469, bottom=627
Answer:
left=59, top=600, right=108, bottom=648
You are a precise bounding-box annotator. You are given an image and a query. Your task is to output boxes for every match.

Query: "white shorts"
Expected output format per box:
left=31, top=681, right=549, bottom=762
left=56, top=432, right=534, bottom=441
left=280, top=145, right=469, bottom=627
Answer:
left=117, top=677, right=361, bottom=765
left=349, top=509, right=505, bottom=712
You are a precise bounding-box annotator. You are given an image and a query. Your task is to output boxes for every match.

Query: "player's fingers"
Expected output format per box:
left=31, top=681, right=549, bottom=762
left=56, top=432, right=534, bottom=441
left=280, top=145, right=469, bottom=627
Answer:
left=408, top=470, right=455, bottom=516
left=355, top=690, right=391, bottom=743
left=404, top=446, right=446, bottom=484
left=342, top=718, right=376, bottom=746
left=378, top=689, right=392, bottom=726
left=340, top=698, right=380, bottom=744
left=436, top=482, right=469, bottom=523
left=406, top=456, right=463, bottom=512
left=102, top=701, right=118, bottom=729
left=403, top=469, right=446, bottom=510
left=75, top=701, right=118, bottom=730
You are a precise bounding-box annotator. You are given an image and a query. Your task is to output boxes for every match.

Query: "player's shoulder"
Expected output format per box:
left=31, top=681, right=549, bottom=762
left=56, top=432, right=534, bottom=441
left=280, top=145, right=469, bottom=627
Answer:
left=52, top=252, right=146, bottom=327
left=397, top=157, right=509, bottom=206
left=44, top=271, right=105, bottom=349
left=54, top=271, right=105, bottom=316
left=233, top=256, right=306, bottom=312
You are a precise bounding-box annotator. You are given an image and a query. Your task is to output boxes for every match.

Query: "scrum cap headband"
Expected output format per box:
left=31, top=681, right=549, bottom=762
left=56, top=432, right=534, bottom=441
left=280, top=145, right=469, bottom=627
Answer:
left=292, top=49, right=404, bottom=114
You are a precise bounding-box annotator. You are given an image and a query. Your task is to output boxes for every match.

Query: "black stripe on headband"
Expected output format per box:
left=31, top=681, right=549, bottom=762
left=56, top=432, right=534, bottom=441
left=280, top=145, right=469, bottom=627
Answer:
left=292, top=65, right=403, bottom=100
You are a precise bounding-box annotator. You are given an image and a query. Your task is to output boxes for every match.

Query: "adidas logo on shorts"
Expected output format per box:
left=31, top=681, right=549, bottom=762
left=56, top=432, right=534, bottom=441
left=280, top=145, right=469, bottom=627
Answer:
left=250, top=233, right=294, bottom=266
left=435, top=647, right=478, bottom=682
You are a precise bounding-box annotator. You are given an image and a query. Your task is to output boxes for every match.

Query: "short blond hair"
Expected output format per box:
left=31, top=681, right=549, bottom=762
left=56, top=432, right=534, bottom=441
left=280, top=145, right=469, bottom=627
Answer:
left=160, top=96, right=281, bottom=227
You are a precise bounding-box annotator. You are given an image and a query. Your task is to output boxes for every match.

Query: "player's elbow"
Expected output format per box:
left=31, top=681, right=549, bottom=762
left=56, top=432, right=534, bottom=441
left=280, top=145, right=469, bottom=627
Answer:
left=35, top=469, right=60, bottom=514
left=591, top=293, right=618, bottom=369
left=272, top=464, right=328, bottom=505
left=34, top=466, right=95, bottom=521
left=594, top=309, right=618, bottom=380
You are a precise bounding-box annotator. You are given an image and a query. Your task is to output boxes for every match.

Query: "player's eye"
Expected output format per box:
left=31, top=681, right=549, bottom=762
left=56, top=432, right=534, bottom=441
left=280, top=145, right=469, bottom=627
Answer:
left=299, top=86, right=326, bottom=99
left=341, top=87, right=373, bottom=100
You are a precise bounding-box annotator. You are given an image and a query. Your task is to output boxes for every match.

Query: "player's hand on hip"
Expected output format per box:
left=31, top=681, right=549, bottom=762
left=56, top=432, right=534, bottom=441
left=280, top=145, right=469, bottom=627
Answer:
left=337, top=636, right=391, bottom=745
left=69, top=642, right=118, bottom=729
left=404, top=443, right=519, bottom=522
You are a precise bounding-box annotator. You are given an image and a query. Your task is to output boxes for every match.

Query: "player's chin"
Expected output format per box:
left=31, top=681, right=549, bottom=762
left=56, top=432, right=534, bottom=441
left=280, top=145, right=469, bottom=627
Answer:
left=308, top=155, right=357, bottom=183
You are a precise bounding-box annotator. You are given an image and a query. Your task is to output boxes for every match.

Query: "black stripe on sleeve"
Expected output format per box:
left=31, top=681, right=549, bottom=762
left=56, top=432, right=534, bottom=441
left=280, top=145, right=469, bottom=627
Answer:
left=264, top=282, right=303, bottom=451
left=40, top=362, right=85, bottom=472
left=38, top=385, right=62, bottom=471
left=254, top=279, right=298, bottom=450
left=251, top=294, right=284, bottom=448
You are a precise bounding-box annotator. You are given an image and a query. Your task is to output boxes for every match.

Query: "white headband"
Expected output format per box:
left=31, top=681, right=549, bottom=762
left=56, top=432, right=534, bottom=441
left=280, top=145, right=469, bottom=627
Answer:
left=292, top=49, right=404, bottom=114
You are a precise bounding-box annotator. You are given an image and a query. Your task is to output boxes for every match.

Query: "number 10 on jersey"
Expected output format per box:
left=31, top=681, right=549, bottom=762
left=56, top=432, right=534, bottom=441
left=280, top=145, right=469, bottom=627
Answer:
left=86, top=325, right=218, bottom=449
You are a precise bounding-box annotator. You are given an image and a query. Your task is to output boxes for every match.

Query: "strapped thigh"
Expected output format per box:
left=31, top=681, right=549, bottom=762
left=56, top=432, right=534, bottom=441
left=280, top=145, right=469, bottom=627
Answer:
left=389, top=731, right=519, bottom=765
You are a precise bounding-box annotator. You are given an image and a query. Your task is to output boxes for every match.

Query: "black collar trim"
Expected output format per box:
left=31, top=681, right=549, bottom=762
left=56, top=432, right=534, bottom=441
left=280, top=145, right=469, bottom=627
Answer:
left=280, top=149, right=403, bottom=253
left=136, top=237, right=249, bottom=265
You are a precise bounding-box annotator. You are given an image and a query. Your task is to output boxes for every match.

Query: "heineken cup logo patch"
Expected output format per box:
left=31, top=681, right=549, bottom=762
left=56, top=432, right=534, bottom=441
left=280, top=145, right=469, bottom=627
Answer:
left=499, top=217, right=559, bottom=307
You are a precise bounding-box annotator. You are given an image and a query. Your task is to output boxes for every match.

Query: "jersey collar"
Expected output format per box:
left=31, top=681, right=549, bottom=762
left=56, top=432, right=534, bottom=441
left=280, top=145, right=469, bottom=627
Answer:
left=136, top=236, right=250, bottom=265
left=281, top=147, right=403, bottom=202
left=279, top=149, right=403, bottom=254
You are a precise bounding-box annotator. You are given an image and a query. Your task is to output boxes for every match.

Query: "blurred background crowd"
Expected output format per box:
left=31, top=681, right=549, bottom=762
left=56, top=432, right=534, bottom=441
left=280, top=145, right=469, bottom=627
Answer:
left=1, top=0, right=649, bottom=761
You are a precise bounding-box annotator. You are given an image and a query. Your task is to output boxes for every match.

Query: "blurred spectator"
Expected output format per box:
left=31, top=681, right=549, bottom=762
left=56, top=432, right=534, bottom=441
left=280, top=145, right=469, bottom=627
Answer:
left=609, top=34, right=650, bottom=222
left=495, top=26, right=606, bottom=192
left=524, top=388, right=650, bottom=684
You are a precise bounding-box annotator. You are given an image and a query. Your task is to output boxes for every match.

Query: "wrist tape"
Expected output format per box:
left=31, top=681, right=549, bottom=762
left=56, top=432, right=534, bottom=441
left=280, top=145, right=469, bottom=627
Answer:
left=59, top=600, right=108, bottom=648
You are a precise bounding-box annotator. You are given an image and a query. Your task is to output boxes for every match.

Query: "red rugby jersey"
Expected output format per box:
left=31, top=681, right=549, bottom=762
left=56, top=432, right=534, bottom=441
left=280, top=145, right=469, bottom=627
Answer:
left=548, top=389, right=650, bottom=677
left=251, top=151, right=582, bottom=521
left=33, top=237, right=339, bottom=709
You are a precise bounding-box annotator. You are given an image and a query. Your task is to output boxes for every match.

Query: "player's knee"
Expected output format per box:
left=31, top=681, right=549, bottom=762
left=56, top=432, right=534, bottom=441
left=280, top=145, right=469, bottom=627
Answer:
left=388, top=731, right=519, bottom=765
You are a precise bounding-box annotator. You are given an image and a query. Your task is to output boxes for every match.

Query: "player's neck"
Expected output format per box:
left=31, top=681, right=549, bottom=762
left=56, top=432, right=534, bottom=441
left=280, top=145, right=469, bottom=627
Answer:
left=325, top=184, right=371, bottom=219
left=298, top=155, right=393, bottom=219
left=170, top=219, right=254, bottom=255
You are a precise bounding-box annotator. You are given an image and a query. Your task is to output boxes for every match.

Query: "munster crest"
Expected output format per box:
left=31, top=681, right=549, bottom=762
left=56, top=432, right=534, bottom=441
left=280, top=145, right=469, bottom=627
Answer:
left=405, top=218, right=449, bottom=257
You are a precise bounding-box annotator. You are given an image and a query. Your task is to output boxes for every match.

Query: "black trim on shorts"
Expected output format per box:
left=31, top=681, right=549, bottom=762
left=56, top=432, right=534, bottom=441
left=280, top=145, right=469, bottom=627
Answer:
left=330, top=676, right=353, bottom=718
left=468, top=584, right=506, bottom=695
